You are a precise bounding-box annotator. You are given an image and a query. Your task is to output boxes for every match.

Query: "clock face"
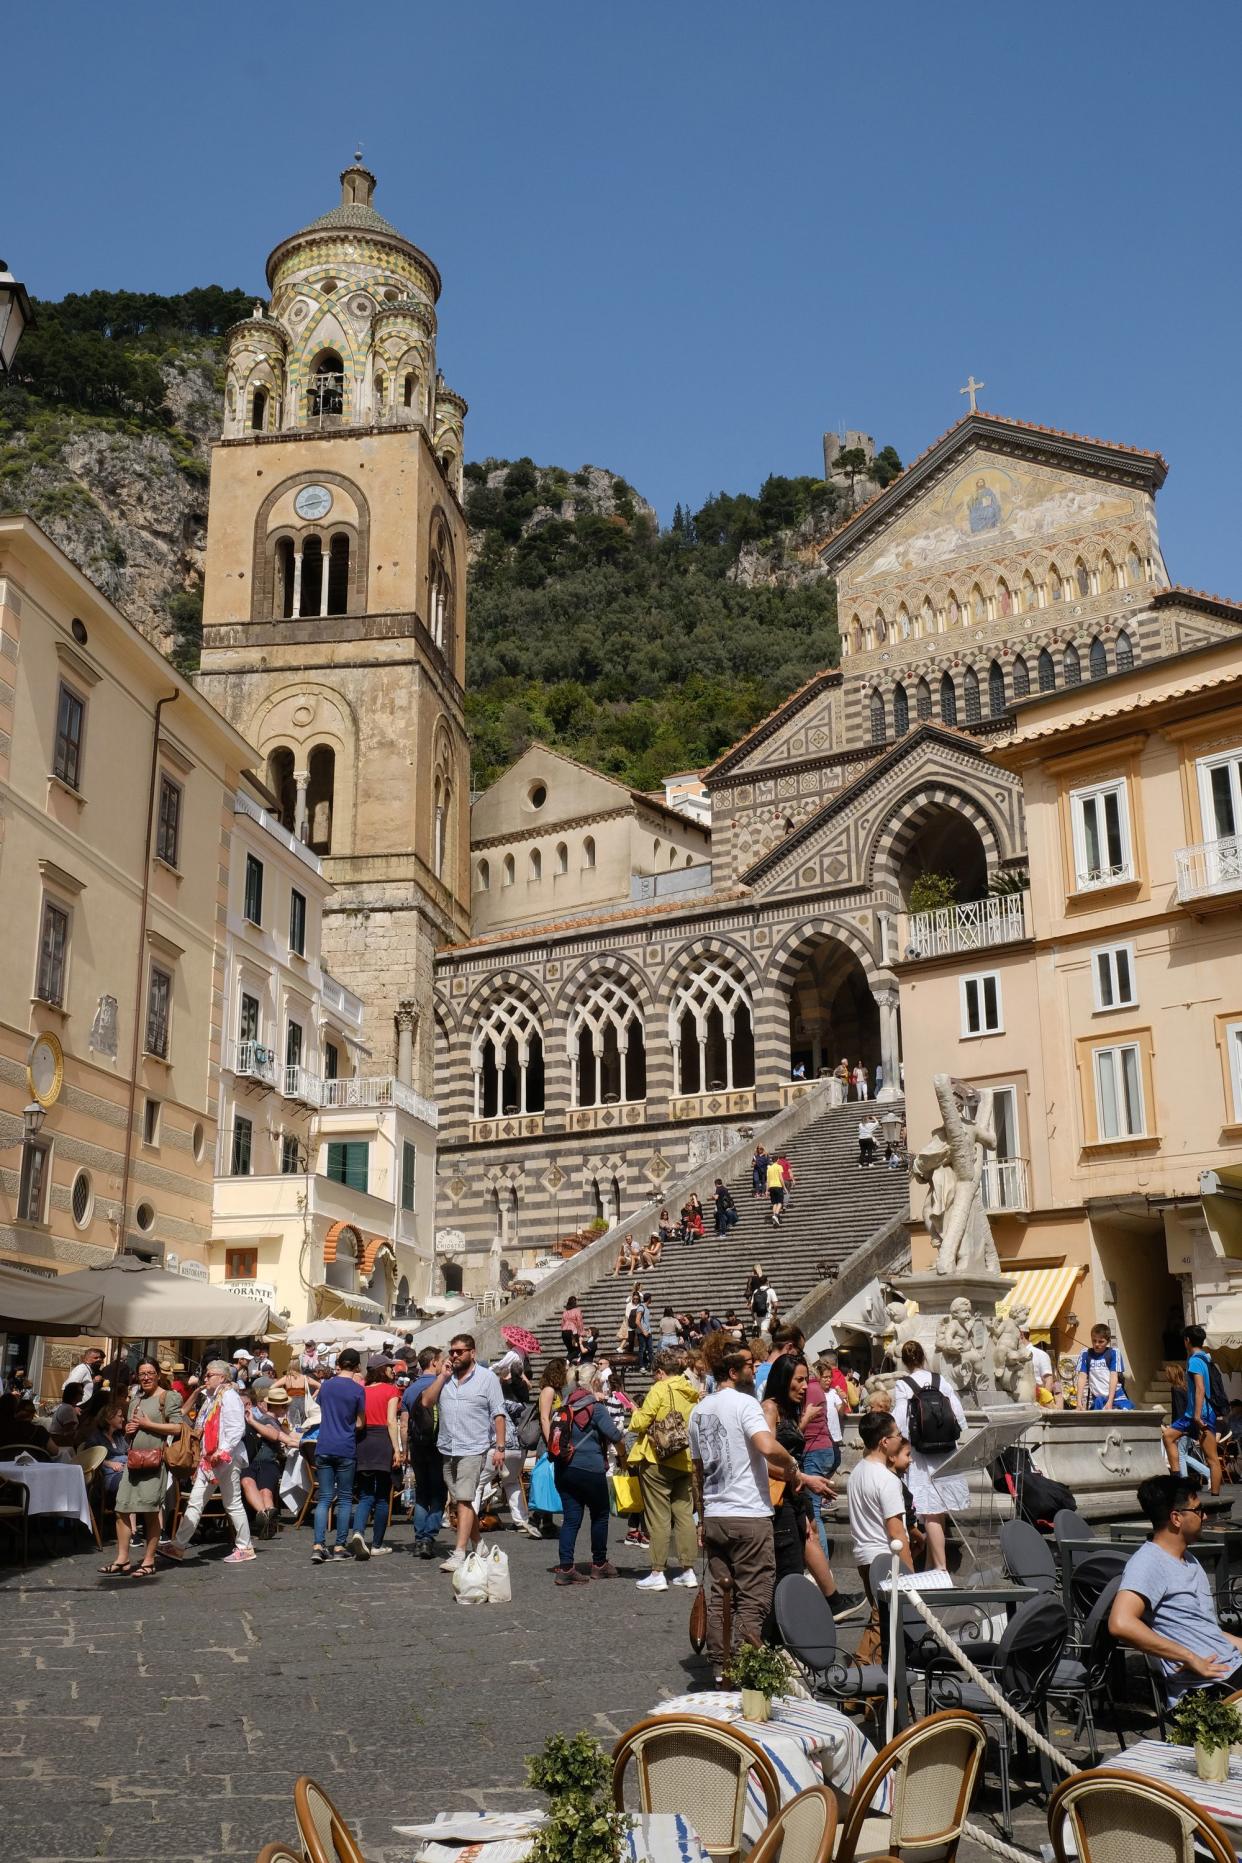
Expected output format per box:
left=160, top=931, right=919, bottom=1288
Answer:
left=28, top=1032, right=64, bottom=1108
left=294, top=484, right=333, bottom=522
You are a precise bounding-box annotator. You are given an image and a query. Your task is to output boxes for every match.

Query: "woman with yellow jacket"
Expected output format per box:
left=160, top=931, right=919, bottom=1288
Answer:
left=629, top=1348, right=701, bottom=1593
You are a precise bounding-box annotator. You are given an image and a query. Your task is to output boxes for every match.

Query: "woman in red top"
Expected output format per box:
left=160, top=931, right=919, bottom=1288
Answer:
left=348, top=1357, right=401, bottom=1559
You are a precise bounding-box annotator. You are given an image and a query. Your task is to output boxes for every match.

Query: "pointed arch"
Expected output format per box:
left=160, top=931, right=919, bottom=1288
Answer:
left=939, top=671, right=958, bottom=727
left=1125, top=546, right=1143, bottom=587
left=1012, top=654, right=1030, bottom=698
left=1047, top=564, right=1064, bottom=604
left=874, top=609, right=887, bottom=643
left=1022, top=571, right=1038, bottom=612
left=946, top=590, right=961, bottom=629
left=996, top=578, right=1012, bottom=617
left=566, top=970, right=647, bottom=1107
left=1089, top=635, right=1108, bottom=680
left=1099, top=552, right=1117, bottom=593
left=970, top=583, right=987, bottom=625
left=915, top=677, right=932, bottom=722
left=988, top=660, right=1007, bottom=718
left=667, top=953, right=754, bottom=1095
left=896, top=604, right=911, bottom=639
left=893, top=682, right=909, bottom=736
left=1064, top=642, right=1082, bottom=686
left=470, top=995, right=545, bottom=1117
left=1115, top=628, right=1135, bottom=673
left=1074, top=558, right=1091, bottom=599
left=920, top=597, right=935, bottom=639
left=963, top=665, right=981, bottom=725
left=1038, top=646, right=1056, bottom=691
left=869, top=688, right=886, bottom=744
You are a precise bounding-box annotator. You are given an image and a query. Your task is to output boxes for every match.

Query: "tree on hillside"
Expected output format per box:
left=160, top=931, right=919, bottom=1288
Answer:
left=833, top=446, right=870, bottom=504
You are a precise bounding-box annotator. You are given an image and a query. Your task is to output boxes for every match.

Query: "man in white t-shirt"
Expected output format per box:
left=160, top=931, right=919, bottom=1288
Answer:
left=847, top=1410, right=913, bottom=1662
left=689, top=1345, right=803, bottom=1666
left=64, top=1347, right=103, bottom=1399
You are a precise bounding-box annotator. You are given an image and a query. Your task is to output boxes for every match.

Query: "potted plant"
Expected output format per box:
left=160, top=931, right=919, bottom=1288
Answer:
left=1169, top=1692, right=1242, bottom=1783
left=726, top=1642, right=794, bottom=1724
left=526, top=1732, right=627, bottom=1863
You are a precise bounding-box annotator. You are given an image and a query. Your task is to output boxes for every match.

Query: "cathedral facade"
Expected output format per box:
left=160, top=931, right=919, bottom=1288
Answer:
left=196, top=160, right=469, bottom=1092
left=432, top=412, right=1242, bottom=1292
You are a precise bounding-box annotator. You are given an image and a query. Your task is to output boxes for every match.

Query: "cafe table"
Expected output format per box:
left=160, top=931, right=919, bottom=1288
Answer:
left=648, top=1691, right=885, bottom=1840
left=877, top=1578, right=1038, bottom=1725
left=0, top=1459, right=95, bottom=1539
left=1098, top=1740, right=1242, bottom=1850
left=394, top=1811, right=712, bottom=1863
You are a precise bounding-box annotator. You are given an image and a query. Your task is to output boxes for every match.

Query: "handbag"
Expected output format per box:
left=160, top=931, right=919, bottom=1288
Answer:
left=646, top=1387, right=690, bottom=1461
left=125, top=1391, right=164, bottom=1472
left=609, top=1469, right=644, bottom=1515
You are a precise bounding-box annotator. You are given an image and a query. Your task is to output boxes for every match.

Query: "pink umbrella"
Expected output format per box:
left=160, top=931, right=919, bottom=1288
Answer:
left=501, top=1323, right=542, bottom=1355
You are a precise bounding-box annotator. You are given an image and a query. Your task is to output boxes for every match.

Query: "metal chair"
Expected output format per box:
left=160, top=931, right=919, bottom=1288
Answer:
left=0, top=1442, right=51, bottom=1462
left=773, top=1573, right=892, bottom=1724
left=1045, top=1575, right=1126, bottom=1761
left=928, top=1592, right=1069, bottom=1839
left=748, top=1785, right=836, bottom=1863
left=835, top=1709, right=986, bottom=1863
left=1066, top=1547, right=1129, bottom=1629
left=293, top=1775, right=367, bottom=1863
left=611, top=1713, right=781, bottom=1863
left=0, top=1475, right=29, bottom=1566
left=867, top=1554, right=999, bottom=1718
left=1048, top=1766, right=1237, bottom=1863
left=1000, top=1519, right=1058, bottom=1593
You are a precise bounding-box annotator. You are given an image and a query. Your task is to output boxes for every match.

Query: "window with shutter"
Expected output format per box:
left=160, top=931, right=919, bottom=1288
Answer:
left=401, top=1141, right=416, bottom=1212
left=326, top=1140, right=369, bottom=1192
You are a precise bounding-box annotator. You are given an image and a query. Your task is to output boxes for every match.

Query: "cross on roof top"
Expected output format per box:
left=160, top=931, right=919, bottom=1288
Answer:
left=960, top=375, right=985, bottom=414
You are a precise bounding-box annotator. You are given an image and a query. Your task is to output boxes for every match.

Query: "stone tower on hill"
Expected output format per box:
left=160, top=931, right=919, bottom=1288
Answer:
left=196, top=159, right=469, bottom=1093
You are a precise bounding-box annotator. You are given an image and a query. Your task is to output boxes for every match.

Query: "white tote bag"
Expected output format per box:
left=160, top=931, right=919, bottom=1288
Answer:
left=486, top=1544, right=512, bottom=1604
left=452, top=1546, right=491, bottom=1605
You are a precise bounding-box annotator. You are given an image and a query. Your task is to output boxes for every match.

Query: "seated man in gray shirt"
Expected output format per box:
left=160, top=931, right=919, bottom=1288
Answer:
left=1110, top=1473, right=1242, bottom=1700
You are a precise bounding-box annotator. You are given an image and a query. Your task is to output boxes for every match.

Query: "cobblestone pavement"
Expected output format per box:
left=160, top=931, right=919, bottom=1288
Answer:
left=0, top=1522, right=1090, bottom=1863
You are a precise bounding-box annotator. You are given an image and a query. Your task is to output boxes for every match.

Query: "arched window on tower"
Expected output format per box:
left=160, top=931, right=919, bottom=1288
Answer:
left=472, top=997, right=545, bottom=1117
left=300, top=536, right=324, bottom=617
left=267, top=748, right=296, bottom=836
left=869, top=689, right=886, bottom=744
left=1115, top=629, right=1135, bottom=672
left=307, top=744, right=335, bottom=853
left=429, top=537, right=453, bottom=656
left=529, top=847, right=542, bottom=883
left=477, top=858, right=490, bottom=892
left=670, top=955, right=754, bottom=1096
left=555, top=841, right=568, bottom=875
left=939, top=672, right=958, bottom=727
left=326, top=534, right=350, bottom=615
left=915, top=677, right=932, bottom=722
left=433, top=772, right=449, bottom=880
left=893, top=682, right=909, bottom=736
left=988, top=660, right=1007, bottom=718
left=251, top=387, right=268, bottom=432
left=964, top=665, right=981, bottom=724
left=568, top=974, right=647, bottom=1107
left=403, top=371, right=415, bottom=409
left=1012, top=655, right=1030, bottom=698
left=306, top=350, right=345, bottom=423
left=1064, top=642, right=1082, bottom=686
left=1038, top=647, right=1056, bottom=691
left=1089, top=636, right=1108, bottom=680
left=275, top=537, right=295, bottom=618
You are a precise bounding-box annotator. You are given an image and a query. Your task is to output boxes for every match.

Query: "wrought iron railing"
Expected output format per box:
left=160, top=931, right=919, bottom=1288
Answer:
left=981, top=1157, right=1030, bottom=1211
left=903, top=892, right=1028, bottom=959
left=1175, top=834, right=1242, bottom=903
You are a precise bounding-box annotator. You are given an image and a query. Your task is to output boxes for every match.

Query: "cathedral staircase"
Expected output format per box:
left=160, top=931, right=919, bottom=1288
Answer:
left=482, top=1094, right=911, bottom=1397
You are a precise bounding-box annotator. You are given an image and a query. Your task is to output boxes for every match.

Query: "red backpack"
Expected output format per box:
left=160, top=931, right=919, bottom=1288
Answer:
left=547, top=1389, right=595, bottom=1465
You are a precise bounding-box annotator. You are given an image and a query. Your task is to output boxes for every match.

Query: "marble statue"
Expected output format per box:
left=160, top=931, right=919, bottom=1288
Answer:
left=935, top=1294, right=986, bottom=1403
left=884, top=1296, right=918, bottom=1358
left=993, top=1303, right=1036, bottom=1403
left=912, top=1075, right=1001, bottom=1276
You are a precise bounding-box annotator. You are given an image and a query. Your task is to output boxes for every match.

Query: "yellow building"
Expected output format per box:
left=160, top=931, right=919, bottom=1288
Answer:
left=0, top=517, right=256, bottom=1393
left=897, top=616, right=1242, bottom=1398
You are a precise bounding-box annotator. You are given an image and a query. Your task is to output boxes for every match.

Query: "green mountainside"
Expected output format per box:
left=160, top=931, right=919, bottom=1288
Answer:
left=0, top=289, right=902, bottom=788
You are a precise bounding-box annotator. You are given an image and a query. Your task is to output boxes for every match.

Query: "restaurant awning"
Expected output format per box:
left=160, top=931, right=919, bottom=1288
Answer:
left=1204, top=1290, right=1242, bottom=1368
left=311, top=1284, right=385, bottom=1321
left=54, top=1257, right=271, bottom=1338
left=997, top=1262, right=1083, bottom=1332
left=0, top=1260, right=105, bottom=1335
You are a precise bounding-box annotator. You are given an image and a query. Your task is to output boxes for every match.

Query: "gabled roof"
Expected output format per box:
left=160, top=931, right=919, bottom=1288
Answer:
left=1152, top=586, right=1242, bottom=626
left=704, top=670, right=843, bottom=782
left=817, top=411, right=1169, bottom=574
left=740, top=720, right=995, bottom=886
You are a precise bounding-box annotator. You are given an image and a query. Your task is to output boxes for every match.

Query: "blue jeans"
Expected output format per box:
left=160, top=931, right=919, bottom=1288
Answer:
left=315, top=1452, right=356, bottom=1547
left=412, top=1450, right=446, bottom=1544
left=636, top=1331, right=654, bottom=1371
left=555, top=1463, right=611, bottom=1568
left=352, top=1469, right=392, bottom=1547
left=804, top=1445, right=840, bottom=1554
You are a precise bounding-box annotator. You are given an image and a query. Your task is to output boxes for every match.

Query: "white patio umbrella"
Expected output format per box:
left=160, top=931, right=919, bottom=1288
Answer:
left=0, top=1261, right=105, bottom=1334
left=284, top=1319, right=363, bottom=1346
left=53, top=1257, right=271, bottom=1339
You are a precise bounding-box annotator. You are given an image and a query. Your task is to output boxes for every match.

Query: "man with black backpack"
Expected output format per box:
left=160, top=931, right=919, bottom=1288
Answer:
left=401, top=1347, right=448, bottom=1560
left=892, top=1339, right=968, bottom=1571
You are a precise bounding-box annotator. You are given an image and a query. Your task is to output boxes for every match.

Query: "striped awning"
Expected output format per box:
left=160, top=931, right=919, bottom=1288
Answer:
left=997, top=1262, right=1083, bottom=1331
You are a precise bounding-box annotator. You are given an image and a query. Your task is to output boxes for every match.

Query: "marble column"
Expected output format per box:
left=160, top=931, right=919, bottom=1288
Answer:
left=293, top=772, right=310, bottom=843
left=874, top=985, right=902, bottom=1102
left=395, top=1001, right=417, bottom=1087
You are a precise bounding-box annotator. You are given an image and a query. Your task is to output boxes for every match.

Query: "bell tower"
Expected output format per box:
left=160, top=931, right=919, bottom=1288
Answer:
left=196, top=161, right=470, bottom=1092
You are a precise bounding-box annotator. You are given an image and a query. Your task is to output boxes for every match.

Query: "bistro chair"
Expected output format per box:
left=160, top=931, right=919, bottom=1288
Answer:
left=0, top=1474, right=29, bottom=1566
left=612, top=1713, right=780, bottom=1863
left=774, top=1574, right=894, bottom=1732
left=834, top=1709, right=986, bottom=1863
left=1000, top=1519, right=1058, bottom=1593
left=1048, top=1767, right=1236, bottom=1863
left=293, top=1775, right=367, bottom=1863
left=73, top=1444, right=107, bottom=1548
left=0, top=1442, right=51, bottom=1462
left=748, top=1785, right=836, bottom=1863
left=1045, top=1575, right=1125, bottom=1761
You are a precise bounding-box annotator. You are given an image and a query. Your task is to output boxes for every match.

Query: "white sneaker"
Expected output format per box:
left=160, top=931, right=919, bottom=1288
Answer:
left=518, top=1521, right=543, bottom=1539
left=671, top=1570, right=699, bottom=1588
left=368, top=1545, right=393, bottom=1557
left=440, top=1548, right=466, bottom=1572
left=636, top=1571, right=668, bottom=1591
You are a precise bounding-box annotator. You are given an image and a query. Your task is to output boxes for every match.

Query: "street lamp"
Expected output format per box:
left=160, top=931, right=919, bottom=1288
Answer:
left=0, top=263, right=33, bottom=378
left=880, top=1108, right=902, bottom=1150
left=22, top=1102, right=45, bottom=1143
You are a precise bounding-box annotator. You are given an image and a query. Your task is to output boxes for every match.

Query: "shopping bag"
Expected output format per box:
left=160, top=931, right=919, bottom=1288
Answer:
left=486, top=1544, right=512, bottom=1604
left=609, top=1470, right=644, bottom=1515
left=452, top=1548, right=491, bottom=1605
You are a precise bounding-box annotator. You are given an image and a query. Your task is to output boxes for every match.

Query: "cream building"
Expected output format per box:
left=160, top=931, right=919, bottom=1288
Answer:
left=898, top=622, right=1242, bottom=1398
left=209, top=778, right=436, bottom=1325
left=196, top=157, right=470, bottom=1094
left=0, top=517, right=256, bottom=1392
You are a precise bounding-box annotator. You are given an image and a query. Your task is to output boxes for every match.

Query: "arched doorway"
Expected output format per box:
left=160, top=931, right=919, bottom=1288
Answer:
left=442, top=1261, right=463, bottom=1296
left=894, top=803, right=988, bottom=908
left=786, top=937, right=880, bottom=1082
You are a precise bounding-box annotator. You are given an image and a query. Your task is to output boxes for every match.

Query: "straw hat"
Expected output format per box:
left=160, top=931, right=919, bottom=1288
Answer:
left=266, top=1384, right=290, bottom=1405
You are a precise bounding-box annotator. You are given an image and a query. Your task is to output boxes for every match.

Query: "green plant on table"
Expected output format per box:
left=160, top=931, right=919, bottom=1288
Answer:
left=526, top=1732, right=626, bottom=1863
left=1169, top=1694, right=1242, bottom=1753
left=726, top=1642, right=794, bottom=1699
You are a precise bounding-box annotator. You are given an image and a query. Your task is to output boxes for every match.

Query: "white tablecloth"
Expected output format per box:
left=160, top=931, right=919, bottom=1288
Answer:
left=1100, top=1739, right=1242, bottom=1846
left=0, top=1460, right=92, bottom=1530
left=394, top=1810, right=709, bottom=1863
left=650, top=1692, right=884, bottom=1838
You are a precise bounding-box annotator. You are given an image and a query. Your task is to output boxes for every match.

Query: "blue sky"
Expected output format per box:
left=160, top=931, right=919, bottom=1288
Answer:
left=7, top=4, right=1241, bottom=590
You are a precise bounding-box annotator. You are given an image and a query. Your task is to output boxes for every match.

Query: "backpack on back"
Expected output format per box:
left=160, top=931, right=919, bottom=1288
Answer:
left=408, top=1390, right=437, bottom=1445
left=547, top=1390, right=595, bottom=1465
left=901, top=1373, right=961, bottom=1455
left=1208, top=1357, right=1229, bottom=1421
left=751, top=1285, right=769, bottom=1318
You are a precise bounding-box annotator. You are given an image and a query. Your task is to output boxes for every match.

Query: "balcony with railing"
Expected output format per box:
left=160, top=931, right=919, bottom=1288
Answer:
left=320, top=1073, right=439, bottom=1128
left=1175, top=834, right=1242, bottom=908
left=981, top=1157, right=1031, bottom=1212
left=226, top=1038, right=278, bottom=1087
left=900, top=891, right=1030, bottom=961
left=282, top=1064, right=321, bottom=1105
left=233, top=789, right=323, bottom=873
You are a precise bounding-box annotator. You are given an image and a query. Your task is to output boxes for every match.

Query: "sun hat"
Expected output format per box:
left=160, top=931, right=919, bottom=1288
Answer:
left=232, top=1348, right=253, bottom=1362
left=266, top=1384, right=290, bottom=1405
